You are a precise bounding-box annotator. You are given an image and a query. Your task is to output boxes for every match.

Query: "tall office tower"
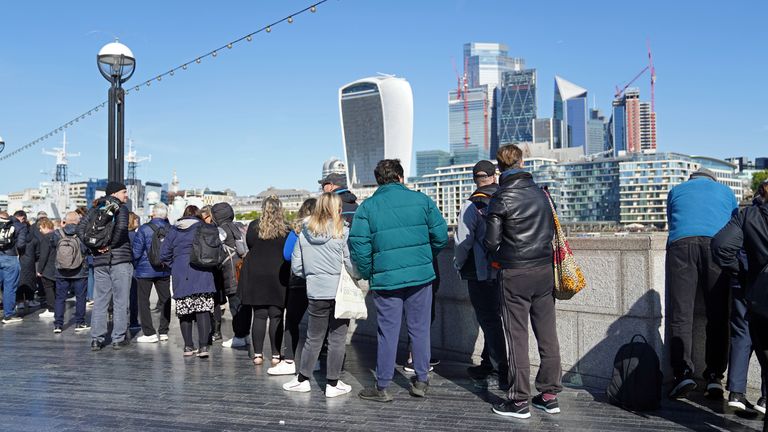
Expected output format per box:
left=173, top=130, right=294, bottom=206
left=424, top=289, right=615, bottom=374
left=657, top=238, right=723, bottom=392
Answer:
left=449, top=86, right=491, bottom=161
left=553, top=76, right=589, bottom=149
left=611, top=87, right=656, bottom=155
left=463, top=42, right=524, bottom=89
left=339, top=75, right=413, bottom=187
left=415, top=150, right=453, bottom=178
left=586, top=108, right=607, bottom=155
left=497, top=69, right=537, bottom=144
left=533, top=118, right=563, bottom=149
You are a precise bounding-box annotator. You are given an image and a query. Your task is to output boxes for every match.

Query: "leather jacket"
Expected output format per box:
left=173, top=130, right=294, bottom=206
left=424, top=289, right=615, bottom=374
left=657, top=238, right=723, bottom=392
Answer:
left=483, top=170, right=554, bottom=269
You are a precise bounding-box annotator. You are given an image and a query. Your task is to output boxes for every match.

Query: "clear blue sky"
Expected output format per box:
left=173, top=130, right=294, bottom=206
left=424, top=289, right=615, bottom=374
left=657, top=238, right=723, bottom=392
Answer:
left=1, top=0, right=766, bottom=195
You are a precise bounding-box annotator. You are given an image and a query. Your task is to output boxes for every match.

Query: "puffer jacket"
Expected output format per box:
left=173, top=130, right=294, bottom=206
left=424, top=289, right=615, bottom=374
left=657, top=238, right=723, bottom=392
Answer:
left=211, top=202, right=242, bottom=297
left=348, top=182, right=448, bottom=291
left=52, top=224, right=89, bottom=279
left=159, top=217, right=216, bottom=299
left=79, top=196, right=132, bottom=267
left=291, top=223, right=357, bottom=300
left=132, top=218, right=172, bottom=279
left=484, top=170, right=554, bottom=269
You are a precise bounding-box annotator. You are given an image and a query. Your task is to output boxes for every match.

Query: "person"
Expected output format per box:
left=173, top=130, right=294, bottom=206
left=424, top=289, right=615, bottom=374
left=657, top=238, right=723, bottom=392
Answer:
left=160, top=205, right=215, bottom=358
left=268, top=198, right=316, bottom=376
left=484, top=144, right=563, bottom=419
left=202, top=204, right=224, bottom=342
left=51, top=212, right=90, bottom=333
left=319, top=173, right=358, bottom=225
left=349, top=159, right=448, bottom=402
left=127, top=212, right=141, bottom=331
left=0, top=210, right=28, bottom=324
left=454, top=160, right=509, bottom=388
left=666, top=168, right=737, bottom=399
left=132, top=203, right=172, bottom=343
left=80, top=181, right=133, bottom=350
left=15, top=210, right=39, bottom=311
left=282, top=193, right=358, bottom=397
left=31, top=211, right=48, bottom=307
left=85, top=201, right=98, bottom=307
left=237, top=196, right=289, bottom=366
left=35, top=217, right=56, bottom=319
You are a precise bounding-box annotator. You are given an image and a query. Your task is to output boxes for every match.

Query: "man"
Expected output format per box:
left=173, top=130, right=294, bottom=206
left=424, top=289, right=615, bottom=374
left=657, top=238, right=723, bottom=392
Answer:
left=80, top=181, right=133, bottom=350
left=132, top=203, right=172, bottom=343
left=52, top=212, right=89, bottom=333
left=319, top=173, right=358, bottom=225
left=349, top=159, right=448, bottom=402
left=454, top=160, right=509, bottom=388
left=665, top=168, right=736, bottom=399
left=484, top=144, right=562, bottom=419
left=0, top=210, right=27, bottom=324
left=14, top=210, right=39, bottom=310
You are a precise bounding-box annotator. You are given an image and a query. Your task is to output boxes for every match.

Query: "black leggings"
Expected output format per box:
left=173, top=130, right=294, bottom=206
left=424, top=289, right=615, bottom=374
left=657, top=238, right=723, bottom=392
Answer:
left=283, top=282, right=309, bottom=361
left=179, top=312, right=211, bottom=349
left=251, top=305, right=283, bottom=357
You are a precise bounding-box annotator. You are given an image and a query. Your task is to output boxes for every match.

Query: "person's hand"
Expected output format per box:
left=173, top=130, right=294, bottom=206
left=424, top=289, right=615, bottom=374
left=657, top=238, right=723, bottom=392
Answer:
left=98, top=247, right=110, bottom=254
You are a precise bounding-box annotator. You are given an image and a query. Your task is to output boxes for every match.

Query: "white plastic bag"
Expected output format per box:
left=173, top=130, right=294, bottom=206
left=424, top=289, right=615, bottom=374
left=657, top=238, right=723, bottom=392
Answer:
left=334, top=262, right=368, bottom=320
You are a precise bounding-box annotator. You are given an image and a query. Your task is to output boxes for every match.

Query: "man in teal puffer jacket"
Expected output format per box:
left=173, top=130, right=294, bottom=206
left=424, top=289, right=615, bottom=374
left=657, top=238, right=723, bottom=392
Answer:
left=349, top=159, right=448, bottom=402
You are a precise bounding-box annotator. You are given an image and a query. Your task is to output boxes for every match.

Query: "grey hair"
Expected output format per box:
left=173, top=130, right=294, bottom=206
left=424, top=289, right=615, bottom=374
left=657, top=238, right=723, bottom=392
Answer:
left=152, top=202, right=168, bottom=219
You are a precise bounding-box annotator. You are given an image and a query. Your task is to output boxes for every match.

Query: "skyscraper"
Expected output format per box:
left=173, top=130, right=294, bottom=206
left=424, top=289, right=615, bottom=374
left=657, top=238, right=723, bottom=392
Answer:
left=448, top=86, right=491, bottom=160
left=610, top=88, right=656, bottom=155
left=463, top=43, right=524, bottom=89
left=415, top=150, right=453, bottom=178
left=339, top=75, right=413, bottom=187
left=533, top=118, right=563, bottom=149
left=586, top=108, right=607, bottom=155
left=553, top=76, right=588, bottom=149
left=496, top=69, right=537, bottom=144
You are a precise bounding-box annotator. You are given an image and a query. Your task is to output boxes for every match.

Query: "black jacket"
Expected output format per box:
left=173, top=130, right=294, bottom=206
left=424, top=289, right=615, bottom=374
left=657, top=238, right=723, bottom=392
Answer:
left=712, top=201, right=768, bottom=287
left=336, top=189, right=358, bottom=226
left=211, top=202, right=242, bottom=298
left=78, top=196, right=132, bottom=267
left=483, top=170, right=554, bottom=269
left=37, top=232, right=56, bottom=280
left=0, top=219, right=27, bottom=257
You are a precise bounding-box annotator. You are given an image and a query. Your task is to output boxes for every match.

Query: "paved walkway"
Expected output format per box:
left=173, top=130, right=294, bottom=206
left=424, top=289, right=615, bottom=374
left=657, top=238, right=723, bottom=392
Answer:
left=0, top=301, right=765, bottom=431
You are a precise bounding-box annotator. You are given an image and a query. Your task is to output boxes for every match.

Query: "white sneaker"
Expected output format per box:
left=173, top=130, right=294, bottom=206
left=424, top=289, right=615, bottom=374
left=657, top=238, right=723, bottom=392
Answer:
left=39, top=310, right=55, bottom=319
left=136, top=334, right=159, bottom=343
left=268, top=360, right=296, bottom=376
left=86, top=300, right=94, bottom=308
left=159, top=334, right=169, bottom=342
left=222, top=336, right=247, bottom=348
left=283, top=377, right=311, bottom=392
left=325, top=381, right=352, bottom=398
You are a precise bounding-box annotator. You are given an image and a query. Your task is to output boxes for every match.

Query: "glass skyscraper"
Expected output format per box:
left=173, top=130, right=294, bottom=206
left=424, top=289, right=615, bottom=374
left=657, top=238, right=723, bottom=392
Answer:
left=449, top=86, right=491, bottom=161
left=463, top=42, right=524, bottom=89
left=586, top=108, right=606, bottom=155
left=496, top=69, right=537, bottom=144
left=553, top=76, right=588, bottom=149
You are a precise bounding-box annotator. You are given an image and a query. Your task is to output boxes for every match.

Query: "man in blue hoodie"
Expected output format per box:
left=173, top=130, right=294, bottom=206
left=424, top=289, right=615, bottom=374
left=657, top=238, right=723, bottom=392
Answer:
left=0, top=210, right=27, bottom=324
left=666, top=168, right=737, bottom=400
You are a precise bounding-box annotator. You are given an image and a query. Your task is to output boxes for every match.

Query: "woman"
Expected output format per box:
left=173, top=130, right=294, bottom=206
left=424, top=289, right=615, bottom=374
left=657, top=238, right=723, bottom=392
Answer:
left=268, top=198, right=316, bottom=375
left=36, top=217, right=56, bottom=318
left=283, top=193, right=358, bottom=398
left=15, top=211, right=38, bottom=310
left=201, top=204, right=224, bottom=341
left=237, top=196, right=289, bottom=366
left=160, top=205, right=216, bottom=358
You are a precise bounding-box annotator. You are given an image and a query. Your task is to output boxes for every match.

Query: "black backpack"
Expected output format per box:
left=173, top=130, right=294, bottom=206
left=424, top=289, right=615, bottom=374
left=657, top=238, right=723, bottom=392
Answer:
left=190, top=223, right=226, bottom=268
left=83, top=201, right=119, bottom=250
left=146, top=223, right=169, bottom=269
left=0, top=218, right=15, bottom=250
left=606, top=334, right=662, bottom=411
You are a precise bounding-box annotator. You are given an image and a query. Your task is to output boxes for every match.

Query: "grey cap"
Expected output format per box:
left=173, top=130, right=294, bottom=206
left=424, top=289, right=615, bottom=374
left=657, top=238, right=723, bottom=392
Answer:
left=689, top=168, right=717, bottom=181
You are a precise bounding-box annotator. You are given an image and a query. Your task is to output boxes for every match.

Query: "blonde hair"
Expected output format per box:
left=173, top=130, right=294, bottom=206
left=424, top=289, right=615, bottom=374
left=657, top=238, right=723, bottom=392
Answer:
left=307, top=193, right=344, bottom=239
left=258, top=196, right=287, bottom=240
left=128, top=212, right=140, bottom=231
left=496, top=144, right=523, bottom=171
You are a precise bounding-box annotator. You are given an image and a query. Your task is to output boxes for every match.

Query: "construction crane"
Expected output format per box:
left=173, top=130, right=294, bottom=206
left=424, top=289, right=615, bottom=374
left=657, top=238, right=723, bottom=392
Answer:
left=614, top=41, right=656, bottom=110
left=452, top=57, right=471, bottom=149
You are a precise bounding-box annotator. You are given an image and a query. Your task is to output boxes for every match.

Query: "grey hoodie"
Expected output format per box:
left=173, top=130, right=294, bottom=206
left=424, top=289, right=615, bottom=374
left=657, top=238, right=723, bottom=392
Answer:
left=291, top=224, right=358, bottom=300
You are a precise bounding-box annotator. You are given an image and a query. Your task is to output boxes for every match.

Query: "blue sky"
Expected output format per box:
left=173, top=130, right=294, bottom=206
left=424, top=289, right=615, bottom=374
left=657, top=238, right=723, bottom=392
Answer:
left=1, top=0, right=766, bottom=195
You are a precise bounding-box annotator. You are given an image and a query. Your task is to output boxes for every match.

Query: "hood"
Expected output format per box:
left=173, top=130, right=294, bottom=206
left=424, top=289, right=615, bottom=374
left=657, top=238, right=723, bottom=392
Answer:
left=211, top=202, right=235, bottom=225
left=760, top=202, right=768, bottom=218
left=301, top=224, right=339, bottom=246
left=336, top=189, right=358, bottom=204
left=62, top=224, right=78, bottom=235
left=174, top=217, right=200, bottom=231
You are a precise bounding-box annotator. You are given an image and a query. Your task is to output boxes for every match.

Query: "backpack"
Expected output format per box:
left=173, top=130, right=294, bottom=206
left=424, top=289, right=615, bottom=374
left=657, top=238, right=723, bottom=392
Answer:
left=55, top=229, right=84, bottom=271
left=190, top=223, right=227, bottom=268
left=606, top=334, right=662, bottom=411
left=83, top=200, right=120, bottom=250
left=233, top=224, right=249, bottom=257
left=458, top=191, right=492, bottom=280
left=0, top=218, right=15, bottom=250
left=146, top=223, right=169, bottom=269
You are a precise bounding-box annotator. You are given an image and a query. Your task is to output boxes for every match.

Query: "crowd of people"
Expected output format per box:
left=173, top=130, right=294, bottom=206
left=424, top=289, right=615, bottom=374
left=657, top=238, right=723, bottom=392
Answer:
left=1, top=144, right=768, bottom=423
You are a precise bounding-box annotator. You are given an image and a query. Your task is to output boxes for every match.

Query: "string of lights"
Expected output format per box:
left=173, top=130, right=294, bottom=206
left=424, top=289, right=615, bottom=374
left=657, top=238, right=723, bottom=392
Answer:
left=0, top=0, right=329, bottom=161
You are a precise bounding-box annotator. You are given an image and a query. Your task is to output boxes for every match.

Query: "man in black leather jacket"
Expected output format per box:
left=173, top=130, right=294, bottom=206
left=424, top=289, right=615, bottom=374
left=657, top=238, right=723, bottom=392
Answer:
left=484, top=144, right=562, bottom=419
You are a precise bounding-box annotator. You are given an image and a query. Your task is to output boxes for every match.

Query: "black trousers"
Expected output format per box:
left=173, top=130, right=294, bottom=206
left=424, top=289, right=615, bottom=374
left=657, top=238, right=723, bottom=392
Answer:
left=499, top=265, right=562, bottom=401
left=283, top=282, right=308, bottom=361
left=42, top=277, right=55, bottom=312
left=136, top=277, right=171, bottom=336
left=748, top=315, right=768, bottom=432
left=179, top=312, right=211, bottom=349
left=230, top=299, right=252, bottom=339
left=666, top=236, right=730, bottom=379
left=251, top=305, right=283, bottom=356
left=468, top=279, right=508, bottom=375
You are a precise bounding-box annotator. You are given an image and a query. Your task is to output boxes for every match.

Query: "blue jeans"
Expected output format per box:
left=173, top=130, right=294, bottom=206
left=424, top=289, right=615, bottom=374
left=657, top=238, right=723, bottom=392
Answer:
left=55, top=278, right=88, bottom=327
left=728, top=279, right=767, bottom=395
left=0, top=255, right=20, bottom=319
left=87, top=266, right=94, bottom=301
left=373, top=283, right=432, bottom=388
left=91, top=262, right=133, bottom=343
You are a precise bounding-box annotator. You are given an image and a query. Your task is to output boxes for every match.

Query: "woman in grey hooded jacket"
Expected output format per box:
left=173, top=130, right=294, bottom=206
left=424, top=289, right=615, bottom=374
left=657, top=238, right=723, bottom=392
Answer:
left=282, top=192, right=358, bottom=398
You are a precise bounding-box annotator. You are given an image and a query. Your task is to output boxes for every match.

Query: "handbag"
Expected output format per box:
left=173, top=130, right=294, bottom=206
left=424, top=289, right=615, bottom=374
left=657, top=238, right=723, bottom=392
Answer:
left=544, top=191, right=586, bottom=300
left=334, top=254, right=368, bottom=320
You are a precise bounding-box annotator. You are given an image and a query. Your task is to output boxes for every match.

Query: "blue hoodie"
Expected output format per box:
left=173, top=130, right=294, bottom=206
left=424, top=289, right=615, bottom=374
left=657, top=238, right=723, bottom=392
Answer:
left=667, top=177, right=738, bottom=244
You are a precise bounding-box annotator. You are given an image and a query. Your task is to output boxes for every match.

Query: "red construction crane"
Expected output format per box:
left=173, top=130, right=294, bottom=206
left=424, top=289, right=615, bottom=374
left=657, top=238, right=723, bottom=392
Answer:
left=614, top=41, right=656, bottom=107
left=452, top=57, right=471, bottom=149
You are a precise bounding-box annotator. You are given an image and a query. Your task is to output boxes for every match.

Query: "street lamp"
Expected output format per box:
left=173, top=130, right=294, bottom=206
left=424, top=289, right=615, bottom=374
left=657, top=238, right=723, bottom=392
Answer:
left=97, top=40, right=135, bottom=183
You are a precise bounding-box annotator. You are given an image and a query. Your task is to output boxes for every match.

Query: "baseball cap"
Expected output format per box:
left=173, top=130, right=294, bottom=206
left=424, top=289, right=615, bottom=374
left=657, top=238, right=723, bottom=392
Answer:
left=472, top=160, right=497, bottom=178
left=318, top=173, right=347, bottom=188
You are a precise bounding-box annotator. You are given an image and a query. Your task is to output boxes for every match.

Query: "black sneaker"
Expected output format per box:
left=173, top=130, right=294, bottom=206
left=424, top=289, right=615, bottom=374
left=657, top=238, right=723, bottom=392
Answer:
left=358, top=387, right=393, bottom=403
left=53, top=326, right=63, bottom=334
left=704, top=373, right=724, bottom=400
left=409, top=377, right=429, bottom=397
left=429, top=358, right=441, bottom=367
left=403, top=360, right=433, bottom=373
left=112, top=339, right=130, bottom=350
left=74, top=323, right=90, bottom=332
left=467, top=364, right=495, bottom=379
left=756, top=397, right=766, bottom=415
left=492, top=399, right=531, bottom=419
left=532, top=393, right=561, bottom=414
left=91, top=340, right=103, bottom=351
left=727, top=392, right=751, bottom=411
left=669, top=372, right=697, bottom=399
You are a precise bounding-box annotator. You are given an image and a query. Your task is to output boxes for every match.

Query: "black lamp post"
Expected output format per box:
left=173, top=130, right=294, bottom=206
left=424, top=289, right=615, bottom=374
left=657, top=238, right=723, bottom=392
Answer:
left=97, top=41, right=135, bottom=184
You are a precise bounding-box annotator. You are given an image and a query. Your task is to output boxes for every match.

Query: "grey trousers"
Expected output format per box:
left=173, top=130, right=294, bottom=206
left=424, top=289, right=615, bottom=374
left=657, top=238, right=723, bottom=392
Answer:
left=91, top=262, right=134, bottom=343
left=298, top=299, right=349, bottom=381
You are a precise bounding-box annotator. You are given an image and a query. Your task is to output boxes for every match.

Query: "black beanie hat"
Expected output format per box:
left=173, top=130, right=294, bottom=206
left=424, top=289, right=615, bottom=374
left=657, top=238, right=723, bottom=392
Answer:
left=105, top=181, right=127, bottom=196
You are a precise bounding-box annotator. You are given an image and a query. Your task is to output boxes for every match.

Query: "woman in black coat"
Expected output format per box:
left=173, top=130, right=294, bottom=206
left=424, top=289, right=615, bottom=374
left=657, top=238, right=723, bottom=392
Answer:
left=237, top=196, right=290, bottom=366
left=17, top=218, right=39, bottom=309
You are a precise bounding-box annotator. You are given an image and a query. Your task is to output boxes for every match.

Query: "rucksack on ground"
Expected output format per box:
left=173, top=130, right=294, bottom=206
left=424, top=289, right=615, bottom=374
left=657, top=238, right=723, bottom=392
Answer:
left=146, top=223, right=169, bottom=269
left=0, top=218, right=15, bottom=250
left=83, top=200, right=120, bottom=250
left=190, top=223, right=226, bottom=268
left=55, top=229, right=84, bottom=271
left=606, top=334, right=662, bottom=411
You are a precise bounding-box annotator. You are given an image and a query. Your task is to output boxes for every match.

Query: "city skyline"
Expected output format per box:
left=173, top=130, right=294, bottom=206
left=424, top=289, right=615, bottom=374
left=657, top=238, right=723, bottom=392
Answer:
left=0, top=1, right=766, bottom=195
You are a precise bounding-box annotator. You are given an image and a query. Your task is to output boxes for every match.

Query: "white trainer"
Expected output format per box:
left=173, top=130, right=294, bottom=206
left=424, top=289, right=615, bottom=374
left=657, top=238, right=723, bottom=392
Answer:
left=268, top=360, right=296, bottom=376
left=325, top=381, right=352, bottom=398
left=222, top=336, right=247, bottom=348
left=283, top=377, right=311, bottom=393
left=136, top=334, right=159, bottom=343
left=39, top=310, right=55, bottom=319
left=159, top=334, right=169, bottom=342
